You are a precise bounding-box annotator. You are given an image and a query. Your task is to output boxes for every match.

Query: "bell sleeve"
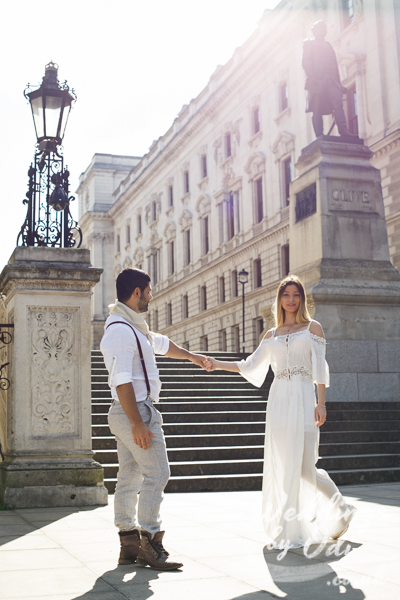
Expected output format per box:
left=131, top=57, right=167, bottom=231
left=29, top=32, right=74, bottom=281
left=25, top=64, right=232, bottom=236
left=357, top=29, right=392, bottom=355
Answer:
left=311, top=334, right=330, bottom=387
left=235, top=338, right=271, bottom=388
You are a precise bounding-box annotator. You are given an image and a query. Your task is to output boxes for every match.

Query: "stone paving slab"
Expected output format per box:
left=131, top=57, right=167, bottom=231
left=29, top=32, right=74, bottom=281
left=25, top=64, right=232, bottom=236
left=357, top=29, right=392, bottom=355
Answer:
left=0, top=482, right=399, bottom=600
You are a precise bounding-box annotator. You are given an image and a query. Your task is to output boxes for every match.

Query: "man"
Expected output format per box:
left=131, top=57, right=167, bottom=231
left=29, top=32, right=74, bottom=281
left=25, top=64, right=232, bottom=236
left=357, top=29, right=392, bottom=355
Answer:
left=302, top=20, right=356, bottom=138
left=100, top=268, right=207, bottom=570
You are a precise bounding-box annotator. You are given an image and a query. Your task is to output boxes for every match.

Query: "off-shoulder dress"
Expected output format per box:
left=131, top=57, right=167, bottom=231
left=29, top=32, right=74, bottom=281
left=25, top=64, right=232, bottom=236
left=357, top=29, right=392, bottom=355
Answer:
left=236, top=320, right=356, bottom=549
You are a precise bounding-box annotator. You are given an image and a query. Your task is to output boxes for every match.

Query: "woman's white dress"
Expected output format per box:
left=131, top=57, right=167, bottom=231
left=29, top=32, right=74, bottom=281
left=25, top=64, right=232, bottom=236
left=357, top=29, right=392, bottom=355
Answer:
left=237, top=322, right=356, bottom=549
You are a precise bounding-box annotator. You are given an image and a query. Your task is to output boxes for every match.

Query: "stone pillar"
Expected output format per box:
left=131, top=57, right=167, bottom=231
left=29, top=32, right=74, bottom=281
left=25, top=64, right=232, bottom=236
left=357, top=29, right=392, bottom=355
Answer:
left=289, top=137, right=400, bottom=402
left=0, top=247, right=108, bottom=508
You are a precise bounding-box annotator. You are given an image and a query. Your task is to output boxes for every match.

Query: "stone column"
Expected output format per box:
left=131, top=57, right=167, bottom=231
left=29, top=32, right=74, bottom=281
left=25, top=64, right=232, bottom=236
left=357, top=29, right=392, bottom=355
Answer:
left=0, top=247, right=108, bottom=508
left=289, top=137, right=400, bottom=402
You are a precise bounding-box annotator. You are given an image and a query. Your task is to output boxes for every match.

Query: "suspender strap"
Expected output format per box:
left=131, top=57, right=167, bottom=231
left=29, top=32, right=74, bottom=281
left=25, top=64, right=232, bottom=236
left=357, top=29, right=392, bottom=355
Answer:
left=106, top=321, right=151, bottom=397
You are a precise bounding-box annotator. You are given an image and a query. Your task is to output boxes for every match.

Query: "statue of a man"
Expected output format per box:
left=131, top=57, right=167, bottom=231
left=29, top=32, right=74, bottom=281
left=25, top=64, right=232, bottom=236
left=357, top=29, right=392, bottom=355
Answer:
left=302, top=21, right=356, bottom=138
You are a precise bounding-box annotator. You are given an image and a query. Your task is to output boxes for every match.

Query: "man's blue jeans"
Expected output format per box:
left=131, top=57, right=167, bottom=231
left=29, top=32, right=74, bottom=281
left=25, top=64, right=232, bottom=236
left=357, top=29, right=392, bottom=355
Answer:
left=108, top=399, right=170, bottom=536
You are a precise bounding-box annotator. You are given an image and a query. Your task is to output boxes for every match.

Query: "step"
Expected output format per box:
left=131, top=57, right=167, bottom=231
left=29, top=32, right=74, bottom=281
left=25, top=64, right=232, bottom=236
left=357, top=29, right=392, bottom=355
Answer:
left=318, top=441, right=400, bottom=456
left=317, top=453, right=400, bottom=470
left=93, top=445, right=265, bottom=464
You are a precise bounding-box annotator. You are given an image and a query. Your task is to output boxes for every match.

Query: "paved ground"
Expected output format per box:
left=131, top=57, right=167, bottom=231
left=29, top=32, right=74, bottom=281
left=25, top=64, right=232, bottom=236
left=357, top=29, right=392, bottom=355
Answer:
left=0, top=482, right=399, bottom=600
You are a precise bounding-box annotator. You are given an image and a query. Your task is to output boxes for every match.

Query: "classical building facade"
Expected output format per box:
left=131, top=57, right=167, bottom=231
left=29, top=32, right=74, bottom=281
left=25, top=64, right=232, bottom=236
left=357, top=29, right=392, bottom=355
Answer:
left=77, top=0, right=400, bottom=351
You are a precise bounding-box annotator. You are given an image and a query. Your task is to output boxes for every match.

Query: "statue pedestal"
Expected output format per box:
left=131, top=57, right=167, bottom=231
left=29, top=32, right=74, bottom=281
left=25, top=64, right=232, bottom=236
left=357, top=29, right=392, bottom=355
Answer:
left=0, top=247, right=108, bottom=507
left=290, top=138, right=400, bottom=401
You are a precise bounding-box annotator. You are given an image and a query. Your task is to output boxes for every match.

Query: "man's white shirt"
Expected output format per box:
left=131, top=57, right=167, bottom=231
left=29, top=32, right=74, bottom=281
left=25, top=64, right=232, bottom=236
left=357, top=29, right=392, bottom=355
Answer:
left=100, top=314, right=170, bottom=403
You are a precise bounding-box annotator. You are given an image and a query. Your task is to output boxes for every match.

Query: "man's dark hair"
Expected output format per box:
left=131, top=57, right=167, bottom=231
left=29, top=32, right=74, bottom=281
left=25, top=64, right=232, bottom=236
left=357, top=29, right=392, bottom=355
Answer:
left=116, top=269, right=151, bottom=303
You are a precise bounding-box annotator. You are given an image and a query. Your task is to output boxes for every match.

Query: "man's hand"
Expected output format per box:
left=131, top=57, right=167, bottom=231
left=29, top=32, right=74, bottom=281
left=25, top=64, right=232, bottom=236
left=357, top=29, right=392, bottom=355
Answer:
left=132, top=421, right=156, bottom=450
left=190, top=353, right=208, bottom=368
left=202, top=356, right=216, bottom=371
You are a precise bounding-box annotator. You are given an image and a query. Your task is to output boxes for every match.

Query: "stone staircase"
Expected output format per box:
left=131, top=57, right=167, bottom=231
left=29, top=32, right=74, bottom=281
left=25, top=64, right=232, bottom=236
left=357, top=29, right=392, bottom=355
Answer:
left=91, top=350, right=400, bottom=493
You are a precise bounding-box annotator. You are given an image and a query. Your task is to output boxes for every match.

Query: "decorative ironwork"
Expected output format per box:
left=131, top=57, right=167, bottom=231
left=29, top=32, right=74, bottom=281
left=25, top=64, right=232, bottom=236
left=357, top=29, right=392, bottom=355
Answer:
left=17, top=147, right=82, bottom=248
left=0, top=324, right=13, bottom=391
left=295, top=182, right=317, bottom=223
left=17, top=62, right=81, bottom=249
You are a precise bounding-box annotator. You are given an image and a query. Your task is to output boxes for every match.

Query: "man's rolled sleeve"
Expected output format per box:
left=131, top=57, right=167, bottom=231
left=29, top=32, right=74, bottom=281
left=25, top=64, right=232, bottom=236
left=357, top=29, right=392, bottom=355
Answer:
left=113, top=371, right=134, bottom=387
left=101, top=324, right=137, bottom=387
left=153, top=333, right=170, bottom=355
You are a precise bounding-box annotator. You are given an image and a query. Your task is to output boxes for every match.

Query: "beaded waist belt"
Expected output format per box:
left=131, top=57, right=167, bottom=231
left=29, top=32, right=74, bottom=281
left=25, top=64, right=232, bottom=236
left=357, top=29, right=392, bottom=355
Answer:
left=275, top=366, right=312, bottom=381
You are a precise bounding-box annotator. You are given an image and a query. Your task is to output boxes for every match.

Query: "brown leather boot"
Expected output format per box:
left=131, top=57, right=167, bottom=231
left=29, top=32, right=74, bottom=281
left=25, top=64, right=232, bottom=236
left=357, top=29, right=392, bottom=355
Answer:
left=137, top=530, right=183, bottom=570
left=118, top=529, right=141, bottom=564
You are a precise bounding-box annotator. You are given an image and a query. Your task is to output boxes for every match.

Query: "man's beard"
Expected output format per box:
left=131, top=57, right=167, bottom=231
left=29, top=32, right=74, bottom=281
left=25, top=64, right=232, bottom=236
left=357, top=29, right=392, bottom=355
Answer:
left=137, top=294, right=149, bottom=313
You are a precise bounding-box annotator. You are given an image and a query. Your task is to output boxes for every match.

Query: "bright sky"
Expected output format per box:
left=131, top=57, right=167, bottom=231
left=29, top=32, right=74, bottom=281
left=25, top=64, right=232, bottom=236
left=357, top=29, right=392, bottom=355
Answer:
left=0, top=0, right=281, bottom=271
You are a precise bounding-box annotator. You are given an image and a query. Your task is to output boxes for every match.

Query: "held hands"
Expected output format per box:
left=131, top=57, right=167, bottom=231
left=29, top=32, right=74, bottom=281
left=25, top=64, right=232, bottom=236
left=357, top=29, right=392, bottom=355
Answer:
left=190, top=353, right=216, bottom=371
left=315, top=404, right=327, bottom=427
left=203, top=356, right=217, bottom=371
left=132, top=421, right=156, bottom=450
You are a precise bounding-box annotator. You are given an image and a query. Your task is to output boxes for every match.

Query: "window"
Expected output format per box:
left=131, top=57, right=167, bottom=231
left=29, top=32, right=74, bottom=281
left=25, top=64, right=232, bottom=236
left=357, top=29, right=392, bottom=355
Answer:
left=202, top=215, right=209, bottom=256
left=149, top=250, right=159, bottom=284
left=255, top=178, right=263, bottom=223
left=168, top=185, right=174, bottom=207
left=200, top=336, right=208, bottom=352
left=225, top=132, right=232, bottom=158
left=283, top=157, right=292, bottom=206
left=219, top=329, right=227, bottom=351
left=281, top=244, right=290, bottom=277
left=254, top=318, right=264, bottom=348
left=154, top=309, right=158, bottom=331
left=137, top=214, right=142, bottom=235
left=200, top=285, right=207, bottom=311
left=183, top=294, right=189, bottom=319
left=252, top=106, right=260, bottom=135
left=184, top=171, right=190, bottom=194
left=342, top=0, right=354, bottom=29
left=166, top=303, right=172, bottom=326
left=279, top=81, right=288, bottom=112
left=152, top=201, right=157, bottom=222
left=254, top=258, right=262, bottom=288
left=233, top=325, right=240, bottom=352
left=184, top=229, right=191, bottom=266
left=231, top=270, right=238, bottom=298
left=168, top=240, right=175, bottom=276
left=126, top=224, right=131, bottom=245
left=219, top=276, right=225, bottom=303
left=201, top=154, right=207, bottom=179
left=116, top=234, right=121, bottom=254
left=346, top=85, right=358, bottom=135
left=227, top=193, right=235, bottom=241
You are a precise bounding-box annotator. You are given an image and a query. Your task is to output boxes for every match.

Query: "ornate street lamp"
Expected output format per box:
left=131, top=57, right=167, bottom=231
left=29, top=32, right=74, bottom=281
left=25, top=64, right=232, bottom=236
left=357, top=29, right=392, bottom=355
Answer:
left=238, top=268, right=249, bottom=353
left=17, top=62, right=82, bottom=248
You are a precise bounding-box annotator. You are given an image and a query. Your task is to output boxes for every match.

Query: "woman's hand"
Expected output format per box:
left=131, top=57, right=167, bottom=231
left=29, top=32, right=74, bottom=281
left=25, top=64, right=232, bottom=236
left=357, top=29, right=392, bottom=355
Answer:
left=315, top=404, right=327, bottom=427
left=202, top=356, right=217, bottom=371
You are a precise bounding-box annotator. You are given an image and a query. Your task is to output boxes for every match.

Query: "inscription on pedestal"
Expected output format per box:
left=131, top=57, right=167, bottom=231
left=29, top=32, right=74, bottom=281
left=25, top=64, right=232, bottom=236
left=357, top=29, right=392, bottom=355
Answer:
left=295, top=183, right=317, bottom=222
left=28, top=307, right=80, bottom=438
left=328, top=180, right=376, bottom=213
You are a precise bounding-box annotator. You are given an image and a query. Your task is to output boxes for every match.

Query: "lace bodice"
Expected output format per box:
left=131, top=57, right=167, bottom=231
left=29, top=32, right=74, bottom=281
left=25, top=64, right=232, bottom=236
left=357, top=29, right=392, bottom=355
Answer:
left=236, top=325, right=329, bottom=388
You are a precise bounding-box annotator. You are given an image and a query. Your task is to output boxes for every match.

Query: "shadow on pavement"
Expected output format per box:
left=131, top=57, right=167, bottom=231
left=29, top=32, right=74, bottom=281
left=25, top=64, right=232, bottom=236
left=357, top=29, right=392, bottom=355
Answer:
left=0, top=505, right=102, bottom=549
left=340, top=483, right=400, bottom=510
left=71, top=563, right=175, bottom=600
left=259, top=540, right=365, bottom=600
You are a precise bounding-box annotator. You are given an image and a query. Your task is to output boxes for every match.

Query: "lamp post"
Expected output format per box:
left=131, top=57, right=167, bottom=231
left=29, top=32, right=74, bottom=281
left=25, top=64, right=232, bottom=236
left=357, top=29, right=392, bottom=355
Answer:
left=17, top=62, right=82, bottom=248
left=238, top=268, right=249, bottom=353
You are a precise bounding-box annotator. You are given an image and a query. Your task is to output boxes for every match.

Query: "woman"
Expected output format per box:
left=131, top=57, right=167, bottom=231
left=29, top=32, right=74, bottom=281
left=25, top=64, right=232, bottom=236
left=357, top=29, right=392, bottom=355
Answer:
left=206, top=275, right=356, bottom=550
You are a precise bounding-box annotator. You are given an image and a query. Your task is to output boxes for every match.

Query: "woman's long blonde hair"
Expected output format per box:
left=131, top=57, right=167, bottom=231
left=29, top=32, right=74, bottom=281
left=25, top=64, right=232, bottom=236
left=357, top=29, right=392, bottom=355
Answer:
left=273, top=275, right=311, bottom=328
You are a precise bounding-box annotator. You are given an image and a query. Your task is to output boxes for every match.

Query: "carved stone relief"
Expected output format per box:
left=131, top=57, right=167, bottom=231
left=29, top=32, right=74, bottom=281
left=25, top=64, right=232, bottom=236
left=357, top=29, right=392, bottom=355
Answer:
left=179, top=209, right=193, bottom=230
left=164, top=221, right=177, bottom=242
left=29, top=308, right=79, bottom=438
left=123, top=256, right=132, bottom=269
